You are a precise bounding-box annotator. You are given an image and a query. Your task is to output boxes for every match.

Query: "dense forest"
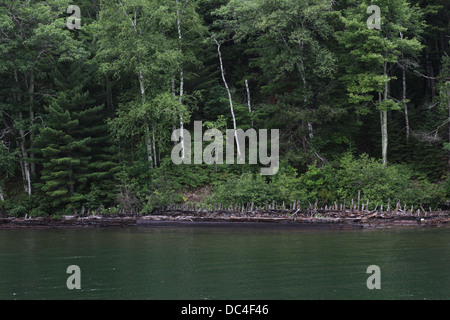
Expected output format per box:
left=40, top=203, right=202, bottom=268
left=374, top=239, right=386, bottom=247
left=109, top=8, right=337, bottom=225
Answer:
left=0, top=0, right=449, bottom=216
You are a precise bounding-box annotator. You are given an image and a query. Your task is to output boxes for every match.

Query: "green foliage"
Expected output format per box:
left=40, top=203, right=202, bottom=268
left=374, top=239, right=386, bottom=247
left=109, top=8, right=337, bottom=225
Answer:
left=208, top=154, right=445, bottom=209
left=208, top=163, right=304, bottom=206
left=3, top=193, right=49, bottom=217
left=1, top=0, right=449, bottom=216
left=33, top=101, right=84, bottom=211
left=143, top=167, right=184, bottom=213
left=298, top=163, right=337, bottom=204
left=322, top=153, right=444, bottom=209
left=208, top=172, right=272, bottom=206
left=0, top=145, right=17, bottom=178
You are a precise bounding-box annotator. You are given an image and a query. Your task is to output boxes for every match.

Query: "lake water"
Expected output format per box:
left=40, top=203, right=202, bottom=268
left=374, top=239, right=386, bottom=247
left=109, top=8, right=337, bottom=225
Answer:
left=0, top=224, right=448, bottom=300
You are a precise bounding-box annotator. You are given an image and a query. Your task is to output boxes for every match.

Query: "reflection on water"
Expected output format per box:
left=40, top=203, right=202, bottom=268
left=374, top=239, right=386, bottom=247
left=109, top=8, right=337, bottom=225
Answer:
left=0, top=225, right=448, bottom=299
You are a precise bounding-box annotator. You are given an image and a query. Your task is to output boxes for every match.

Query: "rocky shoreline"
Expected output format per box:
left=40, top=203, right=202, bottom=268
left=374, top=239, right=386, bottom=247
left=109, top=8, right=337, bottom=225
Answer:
left=0, top=209, right=449, bottom=229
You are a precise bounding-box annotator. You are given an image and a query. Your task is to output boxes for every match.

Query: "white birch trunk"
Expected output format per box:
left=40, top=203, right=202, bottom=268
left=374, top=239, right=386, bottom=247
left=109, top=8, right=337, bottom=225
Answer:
left=177, top=4, right=185, bottom=159
left=19, top=134, right=31, bottom=195
left=300, top=59, right=313, bottom=139
left=13, top=70, right=30, bottom=194
left=381, top=61, right=389, bottom=166
left=146, top=125, right=154, bottom=168
left=139, top=71, right=154, bottom=168
left=381, top=109, right=388, bottom=166
left=447, top=87, right=450, bottom=170
left=16, top=139, right=25, bottom=189
left=381, top=62, right=389, bottom=166
left=214, top=38, right=241, bottom=156
left=28, top=73, right=35, bottom=176
left=152, top=131, right=157, bottom=167
left=402, top=66, right=409, bottom=140
left=17, top=111, right=31, bottom=195
left=120, top=2, right=155, bottom=168
left=245, top=79, right=253, bottom=128
left=307, top=121, right=314, bottom=139
left=138, top=70, right=145, bottom=100
left=0, top=185, right=4, bottom=202
left=296, top=39, right=314, bottom=140
left=400, top=32, right=410, bottom=140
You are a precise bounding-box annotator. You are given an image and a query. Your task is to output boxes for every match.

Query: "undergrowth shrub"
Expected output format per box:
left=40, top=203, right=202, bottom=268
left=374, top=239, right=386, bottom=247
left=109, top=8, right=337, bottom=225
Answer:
left=207, top=153, right=445, bottom=209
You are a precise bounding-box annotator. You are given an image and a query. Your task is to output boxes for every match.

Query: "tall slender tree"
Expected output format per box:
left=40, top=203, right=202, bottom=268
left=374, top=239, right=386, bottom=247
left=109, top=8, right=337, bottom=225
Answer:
left=213, top=0, right=341, bottom=166
left=336, top=0, right=424, bottom=165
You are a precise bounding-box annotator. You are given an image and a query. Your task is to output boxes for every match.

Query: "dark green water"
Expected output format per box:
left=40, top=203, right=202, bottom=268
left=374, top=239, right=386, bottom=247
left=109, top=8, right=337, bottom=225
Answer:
left=0, top=225, right=448, bottom=300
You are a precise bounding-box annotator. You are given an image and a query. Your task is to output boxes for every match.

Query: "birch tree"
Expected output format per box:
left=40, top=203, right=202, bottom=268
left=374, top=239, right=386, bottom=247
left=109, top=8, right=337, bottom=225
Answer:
left=95, top=0, right=184, bottom=168
left=176, top=0, right=186, bottom=159
left=214, top=38, right=241, bottom=157
left=213, top=0, right=338, bottom=165
left=336, top=0, right=424, bottom=165
left=173, top=0, right=205, bottom=159
left=245, top=79, right=253, bottom=128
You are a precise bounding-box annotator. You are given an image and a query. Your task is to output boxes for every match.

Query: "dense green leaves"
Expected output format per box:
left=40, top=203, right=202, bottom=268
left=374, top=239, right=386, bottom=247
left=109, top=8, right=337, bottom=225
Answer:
left=209, top=154, right=446, bottom=208
left=0, top=0, right=449, bottom=215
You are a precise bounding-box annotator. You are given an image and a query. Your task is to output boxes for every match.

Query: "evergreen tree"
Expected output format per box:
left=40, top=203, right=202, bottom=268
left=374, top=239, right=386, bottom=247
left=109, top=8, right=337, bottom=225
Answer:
left=55, top=62, right=118, bottom=207
left=33, top=60, right=117, bottom=213
left=1, top=0, right=449, bottom=215
left=33, top=97, right=88, bottom=212
left=0, top=0, right=88, bottom=196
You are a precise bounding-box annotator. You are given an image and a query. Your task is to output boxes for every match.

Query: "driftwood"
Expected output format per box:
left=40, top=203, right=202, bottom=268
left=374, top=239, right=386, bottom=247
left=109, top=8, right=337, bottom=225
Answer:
left=0, top=217, right=137, bottom=229
left=1, top=209, right=448, bottom=229
left=2, top=197, right=450, bottom=229
left=138, top=203, right=450, bottom=227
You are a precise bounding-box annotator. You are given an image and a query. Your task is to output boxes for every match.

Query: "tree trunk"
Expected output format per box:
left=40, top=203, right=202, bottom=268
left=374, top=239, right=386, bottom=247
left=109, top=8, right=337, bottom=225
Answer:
left=448, top=86, right=450, bottom=172
left=152, top=131, right=157, bottom=167
left=146, top=125, right=154, bottom=169
left=245, top=79, right=253, bottom=128
left=426, top=49, right=436, bottom=101
left=214, top=38, right=241, bottom=156
left=176, top=2, right=185, bottom=159
left=402, top=66, right=410, bottom=140
left=400, top=33, right=409, bottom=141
left=379, top=62, right=389, bottom=166
left=179, top=69, right=185, bottom=160
left=297, top=41, right=314, bottom=140
left=120, top=3, right=155, bottom=168
left=13, top=70, right=31, bottom=194
left=18, top=131, right=31, bottom=195
left=307, top=121, right=314, bottom=139
left=138, top=70, right=145, bottom=102
left=28, top=73, right=36, bottom=176
left=16, top=139, right=26, bottom=190
left=381, top=109, right=388, bottom=166
left=138, top=70, right=155, bottom=168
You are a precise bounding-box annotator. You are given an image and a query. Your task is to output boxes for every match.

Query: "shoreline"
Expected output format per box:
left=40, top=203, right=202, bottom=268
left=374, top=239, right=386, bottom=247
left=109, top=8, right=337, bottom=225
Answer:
left=1, top=210, right=449, bottom=229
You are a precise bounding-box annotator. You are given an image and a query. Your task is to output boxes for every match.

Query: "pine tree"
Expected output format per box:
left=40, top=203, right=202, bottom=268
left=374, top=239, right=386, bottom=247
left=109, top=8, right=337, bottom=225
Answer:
left=33, top=61, right=117, bottom=213
left=52, top=61, right=118, bottom=208
left=34, top=98, right=88, bottom=212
